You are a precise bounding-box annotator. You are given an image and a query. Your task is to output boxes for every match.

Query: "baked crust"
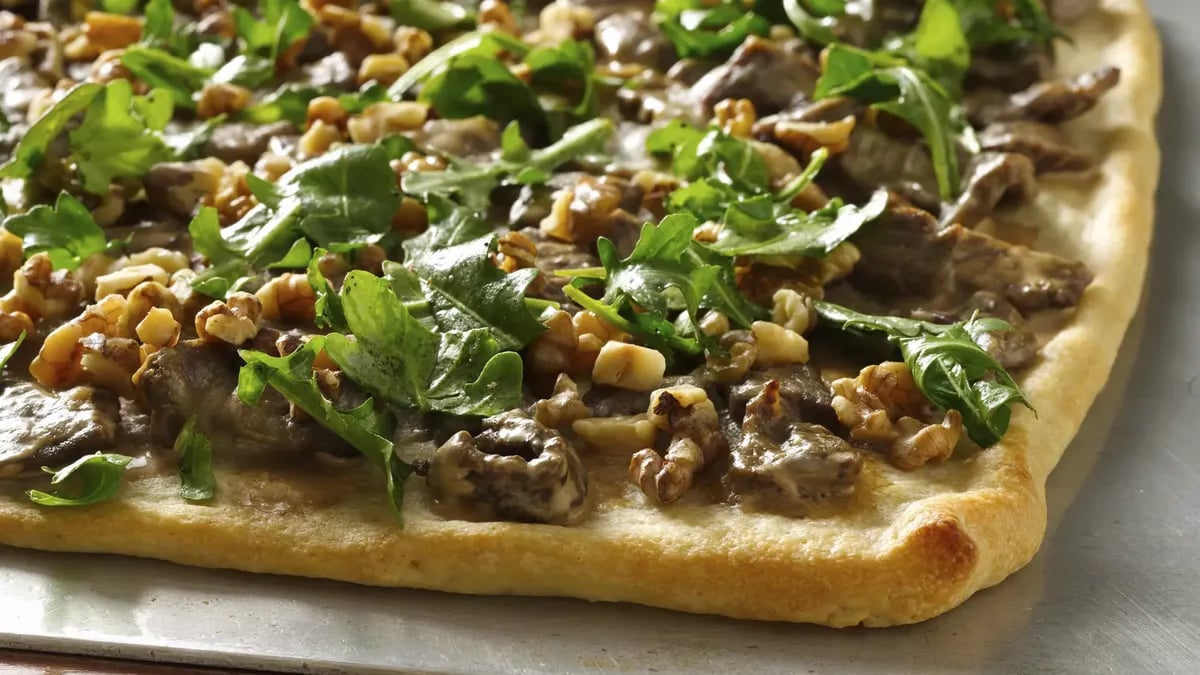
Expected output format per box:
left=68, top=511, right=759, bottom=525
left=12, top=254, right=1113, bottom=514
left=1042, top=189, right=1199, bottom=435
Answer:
left=0, top=0, right=1161, bottom=627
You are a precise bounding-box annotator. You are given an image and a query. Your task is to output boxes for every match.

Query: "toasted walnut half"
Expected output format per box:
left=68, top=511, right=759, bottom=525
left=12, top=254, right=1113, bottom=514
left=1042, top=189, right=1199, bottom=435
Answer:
left=629, top=385, right=728, bottom=504
left=830, top=362, right=964, bottom=470
left=426, top=411, right=589, bottom=525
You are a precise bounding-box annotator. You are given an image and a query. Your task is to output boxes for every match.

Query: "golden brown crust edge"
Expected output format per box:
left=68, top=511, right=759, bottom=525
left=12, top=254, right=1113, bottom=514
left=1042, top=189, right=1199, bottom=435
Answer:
left=0, top=0, right=1162, bottom=627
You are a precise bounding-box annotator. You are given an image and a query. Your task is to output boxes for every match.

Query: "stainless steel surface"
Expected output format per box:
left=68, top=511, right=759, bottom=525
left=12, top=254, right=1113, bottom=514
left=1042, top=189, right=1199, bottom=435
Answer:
left=3, top=3, right=1199, bottom=673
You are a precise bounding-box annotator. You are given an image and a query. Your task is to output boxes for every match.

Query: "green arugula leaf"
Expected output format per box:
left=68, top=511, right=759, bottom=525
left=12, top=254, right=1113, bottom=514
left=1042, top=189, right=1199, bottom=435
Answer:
left=647, top=121, right=769, bottom=194
left=883, top=0, right=971, bottom=96
left=121, top=46, right=213, bottom=109
left=524, top=39, right=599, bottom=135
left=401, top=118, right=613, bottom=208
left=27, top=453, right=134, bottom=507
left=409, top=236, right=545, bottom=350
left=655, top=0, right=771, bottom=59
left=0, top=330, right=26, bottom=372
left=68, top=79, right=174, bottom=194
left=322, top=271, right=524, bottom=415
left=401, top=195, right=493, bottom=261
left=389, top=0, right=474, bottom=31
left=953, top=0, right=1060, bottom=46
left=241, top=82, right=390, bottom=126
left=175, top=417, right=215, bottom=502
left=219, top=144, right=401, bottom=266
left=238, top=335, right=412, bottom=519
left=419, top=53, right=543, bottom=129
left=3, top=191, right=108, bottom=270
left=388, top=30, right=529, bottom=100
left=782, top=0, right=843, bottom=45
left=814, top=300, right=1033, bottom=447
left=566, top=213, right=766, bottom=355
left=232, top=0, right=314, bottom=59
left=0, top=82, right=102, bottom=181
left=709, top=189, right=888, bottom=260
left=307, top=249, right=347, bottom=331
left=815, top=44, right=962, bottom=200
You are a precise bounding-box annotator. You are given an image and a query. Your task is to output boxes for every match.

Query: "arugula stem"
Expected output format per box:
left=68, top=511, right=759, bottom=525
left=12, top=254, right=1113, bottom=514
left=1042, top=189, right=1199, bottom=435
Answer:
left=775, top=147, right=829, bottom=203
left=387, top=30, right=529, bottom=100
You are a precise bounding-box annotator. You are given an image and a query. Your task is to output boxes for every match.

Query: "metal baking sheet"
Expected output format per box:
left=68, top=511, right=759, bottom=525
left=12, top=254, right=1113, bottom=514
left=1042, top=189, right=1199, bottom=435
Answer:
left=3, top=1, right=1200, bottom=672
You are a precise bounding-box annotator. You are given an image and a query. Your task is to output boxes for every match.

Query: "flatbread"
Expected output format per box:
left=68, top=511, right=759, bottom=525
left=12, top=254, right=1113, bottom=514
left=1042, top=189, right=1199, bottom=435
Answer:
left=0, top=0, right=1161, bottom=627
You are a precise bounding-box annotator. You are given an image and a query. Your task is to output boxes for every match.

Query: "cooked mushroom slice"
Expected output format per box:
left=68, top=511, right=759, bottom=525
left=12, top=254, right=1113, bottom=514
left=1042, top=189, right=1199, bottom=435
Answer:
left=978, top=122, right=1092, bottom=173
left=967, top=66, right=1121, bottom=125
left=427, top=411, right=588, bottom=525
left=942, top=152, right=1037, bottom=229
left=830, top=362, right=963, bottom=471
left=725, top=381, right=862, bottom=512
left=691, top=36, right=821, bottom=115
left=629, top=385, right=728, bottom=504
left=0, top=383, right=120, bottom=478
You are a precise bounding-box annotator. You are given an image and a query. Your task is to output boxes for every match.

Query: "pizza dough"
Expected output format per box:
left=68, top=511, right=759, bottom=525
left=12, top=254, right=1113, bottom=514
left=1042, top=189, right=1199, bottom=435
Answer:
left=0, top=0, right=1160, bottom=627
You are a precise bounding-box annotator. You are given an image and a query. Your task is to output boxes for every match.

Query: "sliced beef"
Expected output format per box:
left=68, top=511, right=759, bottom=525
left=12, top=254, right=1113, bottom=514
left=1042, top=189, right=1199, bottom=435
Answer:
left=850, top=209, right=1093, bottom=314
left=966, top=44, right=1052, bottom=92
left=144, top=161, right=222, bottom=218
left=691, top=36, right=820, bottom=115
left=0, top=383, right=121, bottom=476
left=834, top=125, right=940, bottom=212
left=594, top=11, right=676, bottom=71
left=849, top=207, right=955, bottom=298
left=520, top=227, right=600, bottom=303
left=978, top=121, right=1092, bottom=173
left=947, top=225, right=1094, bottom=312
left=957, top=292, right=1039, bottom=369
left=942, top=152, right=1037, bottom=229
left=135, top=340, right=358, bottom=461
left=725, top=364, right=837, bottom=430
left=203, top=121, right=298, bottom=164
left=305, top=51, right=356, bottom=90
left=724, top=382, right=861, bottom=513
left=967, top=66, right=1121, bottom=125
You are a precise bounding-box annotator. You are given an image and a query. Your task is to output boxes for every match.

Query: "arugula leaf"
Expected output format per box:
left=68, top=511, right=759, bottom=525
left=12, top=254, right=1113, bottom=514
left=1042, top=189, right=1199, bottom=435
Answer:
left=409, top=236, right=545, bottom=350
left=219, top=144, right=400, bottom=266
left=27, top=453, right=134, bottom=507
left=389, top=0, right=474, bottom=31
left=0, top=82, right=102, bottom=181
left=401, top=118, right=613, bottom=208
left=655, top=0, right=771, bottom=59
left=223, top=0, right=315, bottom=87
left=566, top=213, right=766, bottom=355
left=953, top=0, right=1059, bottom=47
left=647, top=121, right=769, bottom=194
left=121, top=46, right=213, bottom=109
left=241, top=82, right=389, bottom=126
left=524, top=39, right=599, bottom=134
left=388, top=30, right=529, bottom=100
left=322, top=271, right=524, bottom=415
left=175, top=417, right=215, bottom=502
left=0, top=330, right=26, bottom=372
left=881, top=0, right=971, bottom=96
left=238, top=336, right=412, bottom=519
left=708, top=189, right=888, bottom=260
left=814, top=300, right=1033, bottom=447
left=419, top=52, right=543, bottom=128
left=815, top=44, right=962, bottom=200
left=307, top=249, right=346, bottom=330
left=3, top=191, right=108, bottom=270
left=401, top=195, right=493, bottom=260
left=68, top=79, right=174, bottom=194
left=782, top=0, right=842, bottom=45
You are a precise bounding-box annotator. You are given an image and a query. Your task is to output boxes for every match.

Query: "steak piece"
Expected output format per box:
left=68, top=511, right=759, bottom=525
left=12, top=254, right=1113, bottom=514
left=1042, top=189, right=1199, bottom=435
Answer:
left=0, top=383, right=120, bottom=476
left=594, top=11, right=676, bottom=71
left=967, top=67, right=1121, bottom=125
left=136, top=340, right=358, bottom=461
left=942, top=152, right=1037, bottom=229
left=691, top=36, right=820, bottom=115
left=835, top=126, right=941, bottom=212
left=203, top=121, right=298, bottom=164
left=849, top=207, right=956, bottom=298
left=947, top=225, right=1094, bottom=313
left=978, top=121, right=1092, bottom=173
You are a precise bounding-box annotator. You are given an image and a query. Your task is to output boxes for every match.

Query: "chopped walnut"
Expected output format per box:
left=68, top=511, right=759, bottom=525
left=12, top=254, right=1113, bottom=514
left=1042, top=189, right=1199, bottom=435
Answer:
left=830, top=362, right=963, bottom=470
left=533, top=374, right=590, bottom=429
left=629, top=385, right=728, bottom=504
left=194, top=292, right=263, bottom=346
